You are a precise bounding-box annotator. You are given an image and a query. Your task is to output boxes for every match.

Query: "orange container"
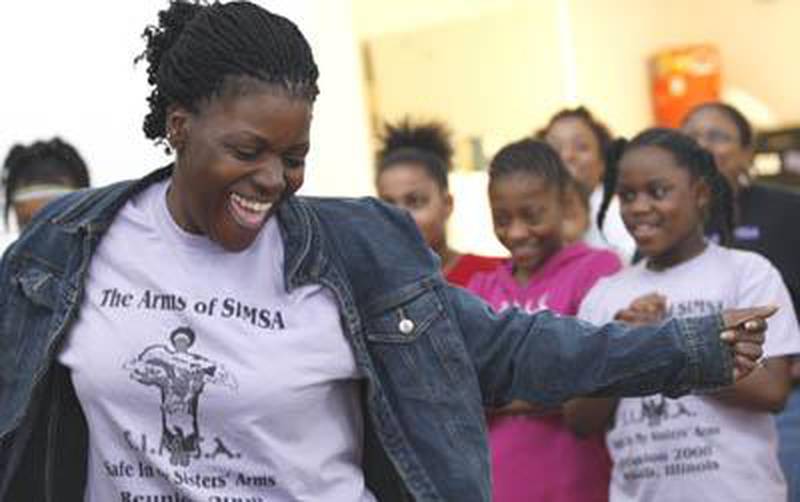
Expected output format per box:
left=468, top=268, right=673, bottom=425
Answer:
left=650, top=45, right=721, bottom=128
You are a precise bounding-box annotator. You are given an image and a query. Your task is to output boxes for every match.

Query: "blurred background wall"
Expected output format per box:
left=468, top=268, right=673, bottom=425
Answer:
left=2, top=0, right=798, bottom=253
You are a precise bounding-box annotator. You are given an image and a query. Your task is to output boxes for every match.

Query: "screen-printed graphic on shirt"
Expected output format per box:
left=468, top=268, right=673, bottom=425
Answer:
left=124, top=326, right=238, bottom=467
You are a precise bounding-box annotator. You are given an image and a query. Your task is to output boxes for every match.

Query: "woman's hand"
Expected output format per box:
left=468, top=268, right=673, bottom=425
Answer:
left=720, top=305, right=777, bottom=380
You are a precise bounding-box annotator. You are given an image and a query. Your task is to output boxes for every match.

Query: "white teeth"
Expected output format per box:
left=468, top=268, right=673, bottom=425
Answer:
left=231, top=193, right=272, bottom=213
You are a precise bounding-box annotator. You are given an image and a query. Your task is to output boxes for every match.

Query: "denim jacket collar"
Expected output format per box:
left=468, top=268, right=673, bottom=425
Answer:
left=46, top=164, right=326, bottom=294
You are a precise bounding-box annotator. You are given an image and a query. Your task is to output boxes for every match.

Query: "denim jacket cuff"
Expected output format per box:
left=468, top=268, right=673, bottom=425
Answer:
left=666, top=313, right=734, bottom=397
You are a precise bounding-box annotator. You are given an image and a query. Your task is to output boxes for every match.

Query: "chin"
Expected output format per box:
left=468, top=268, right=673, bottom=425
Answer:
left=212, top=227, right=261, bottom=253
left=636, top=244, right=664, bottom=261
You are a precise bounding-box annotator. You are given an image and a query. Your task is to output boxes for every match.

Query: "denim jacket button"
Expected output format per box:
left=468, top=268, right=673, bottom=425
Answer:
left=398, top=318, right=415, bottom=334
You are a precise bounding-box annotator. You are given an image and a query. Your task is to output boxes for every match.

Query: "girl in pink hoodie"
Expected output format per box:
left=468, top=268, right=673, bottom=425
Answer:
left=468, top=138, right=622, bottom=502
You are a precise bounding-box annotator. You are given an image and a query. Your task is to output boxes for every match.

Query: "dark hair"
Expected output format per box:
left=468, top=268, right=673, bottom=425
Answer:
left=137, top=0, right=319, bottom=144
left=170, top=326, right=196, bottom=347
left=683, top=102, right=754, bottom=148
left=376, top=118, right=453, bottom=191
left=566, top=176, right=591, bottom=211
left=538, top=106, right=614, bottom=157
left=489, top=138, right=572, bottom=193
left=2, top=137, right=90, bottom=225
left=598, top=128, right=734, bottom=245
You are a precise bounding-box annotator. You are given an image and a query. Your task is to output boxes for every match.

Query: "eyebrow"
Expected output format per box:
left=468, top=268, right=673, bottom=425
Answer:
left=223, top=131, right=309, bottom=153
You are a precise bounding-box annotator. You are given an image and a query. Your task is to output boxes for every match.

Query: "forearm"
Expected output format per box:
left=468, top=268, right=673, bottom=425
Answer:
left=711, top=357, right=791, bottom=413
left=563, top=398, right=618, bottom=437
left=448, top=287, right=733, bottom=408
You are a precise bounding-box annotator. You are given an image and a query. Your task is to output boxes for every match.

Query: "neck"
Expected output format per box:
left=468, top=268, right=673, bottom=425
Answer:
left=512, top=265, right=532, bottom=286
left=436, top=243, right=461, bottom=274
left=647, top=231, right=707, bottom=271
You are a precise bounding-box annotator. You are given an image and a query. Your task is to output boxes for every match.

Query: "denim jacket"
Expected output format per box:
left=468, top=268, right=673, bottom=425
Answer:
left=0, top=167, right=732, bottom=501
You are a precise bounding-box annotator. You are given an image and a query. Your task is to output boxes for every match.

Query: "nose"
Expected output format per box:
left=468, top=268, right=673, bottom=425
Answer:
left=561, top=146, right=577, bottom=163
left=505, top=218, right=530, bottom=244
left=627, top=193, right=651, bottom=215
left=692, top=132, right=713, bottom=151
left=251, top=157, right=286, bottom=197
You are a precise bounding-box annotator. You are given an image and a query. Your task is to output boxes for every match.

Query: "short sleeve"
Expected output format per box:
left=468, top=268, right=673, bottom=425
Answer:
left=736, top=252, right=800, bottom=359
left=578, top=276, right=614, bottom=325
left=575, top=251, right=622, bottom=308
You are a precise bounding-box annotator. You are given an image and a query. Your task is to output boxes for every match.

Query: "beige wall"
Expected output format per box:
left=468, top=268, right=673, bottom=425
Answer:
left=364, top=2, right=565, bottom=158
left=356, top=0, right=800, bottom=255
left=568, top=0, right=800, bottom=135
left=360, top=0, right=800, bottom=143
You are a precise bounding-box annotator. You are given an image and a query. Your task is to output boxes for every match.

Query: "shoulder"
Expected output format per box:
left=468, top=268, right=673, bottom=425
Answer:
left=5, top=169, right=165, bottom=269
left=568, top=243, right=623, bottom=276
left=712, top=244, right=774, bottom=274
left=297, top=195, right=419, bottom=234
left=7, top=186, right=119, bottom=260
left=293, top=195, right=440, bottom=280
left=747, top=183, right=800, bottom=209
left=588, top=260, right=642, bottom=292
left=450, top=254, right=504, bottom=287
left=465, top=260, right=506, bottom=293
left=458, top=253, right=504, bottom=270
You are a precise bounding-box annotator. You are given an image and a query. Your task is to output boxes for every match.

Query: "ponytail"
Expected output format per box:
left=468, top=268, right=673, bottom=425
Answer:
left=597, top=138, right=627, bottom=230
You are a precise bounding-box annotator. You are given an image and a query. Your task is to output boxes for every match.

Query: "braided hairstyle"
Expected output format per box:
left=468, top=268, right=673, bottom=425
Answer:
left=137, top=0, right=319, bottom=144
left=2, top=138, right=90, bottom=225
left=489, top=138, right=573, bottom=193
left=376, top=118, right=453, bottom=191
left=597, top=128, right=734, bottom=245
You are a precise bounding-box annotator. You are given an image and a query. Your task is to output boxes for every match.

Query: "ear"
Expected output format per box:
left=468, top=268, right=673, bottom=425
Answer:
left=165, top=105, right=192, bottom=152
left=695, top=178, right=712, bottom=212
left=444, top=190, right=454, bottom=219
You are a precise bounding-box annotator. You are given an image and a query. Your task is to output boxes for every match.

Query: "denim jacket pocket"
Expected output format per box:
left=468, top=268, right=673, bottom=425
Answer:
left=364, top=282, right=444, bottom=344
left=14, top=267, right=61, bottom=311
left=364, top=279, right=474, bottom=403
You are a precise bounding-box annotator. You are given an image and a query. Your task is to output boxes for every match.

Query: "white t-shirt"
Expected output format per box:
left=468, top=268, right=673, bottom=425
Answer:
left=58, top=180, right=376, bottom=502
left=585, top=187, right=637, bottom=264
left=579, top=243, right=800, bottom=502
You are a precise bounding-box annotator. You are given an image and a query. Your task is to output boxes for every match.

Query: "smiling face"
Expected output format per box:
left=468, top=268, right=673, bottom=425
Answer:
left=682, top=107, right=752, bottom=190
left=166, top=83, right=312, bottom=252
left=545, top=117, right=606, bottom=191
left=376, top=163, right=452, bottom=251
left=489, top=172, right=564, bottom=282
left=617, top=145, right=710, bottom=269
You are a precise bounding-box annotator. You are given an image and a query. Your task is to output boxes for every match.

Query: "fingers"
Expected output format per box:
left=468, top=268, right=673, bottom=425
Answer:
left=721, top=305, right=779, bottom=330
left=734, top=341, right=763, bottom=360
left=733, top=354, right=758, bottom=377
left=744, top=319, right=766, bottom=332
left=721, top=306, right=774, bottom=381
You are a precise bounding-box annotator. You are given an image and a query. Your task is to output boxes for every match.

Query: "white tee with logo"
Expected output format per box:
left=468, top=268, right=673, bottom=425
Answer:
left=58, top=180, right=376, bottom=502
left=579, top=243, right=800, bottom=502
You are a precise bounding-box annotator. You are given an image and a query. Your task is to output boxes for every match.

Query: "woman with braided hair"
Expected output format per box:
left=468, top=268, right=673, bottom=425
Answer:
left=2, top=137, right=90, bottom=229
left=0, top=2, right=775, bottom=501
left=566, top=128, right=798, bottom=501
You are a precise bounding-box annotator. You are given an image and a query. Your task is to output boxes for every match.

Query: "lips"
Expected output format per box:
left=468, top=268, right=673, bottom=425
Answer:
left=628, top=222, right=661, bottom=241
left=510, top=244, right=540, bottom=263
left=227, top=192, right=273, bottom=229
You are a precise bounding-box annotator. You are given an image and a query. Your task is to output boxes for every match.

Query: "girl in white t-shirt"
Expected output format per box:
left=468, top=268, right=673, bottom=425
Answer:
left=567, top=128, right=800, bottom=502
